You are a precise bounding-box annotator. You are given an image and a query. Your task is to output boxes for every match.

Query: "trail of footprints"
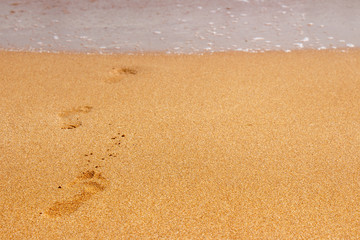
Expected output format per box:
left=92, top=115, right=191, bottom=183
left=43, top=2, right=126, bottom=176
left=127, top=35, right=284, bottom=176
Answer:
left=46, top=65, right=137, bottom=217
left=59, top=66, right=140, bottom=130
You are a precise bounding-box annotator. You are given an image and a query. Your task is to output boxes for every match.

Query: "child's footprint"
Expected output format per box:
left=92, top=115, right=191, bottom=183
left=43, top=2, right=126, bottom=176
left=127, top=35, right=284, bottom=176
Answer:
left=104, top=66, right=139, bottom=83
left=45, top=170, right=109, bottom=217
left=59, top=106, right=92, bottom=129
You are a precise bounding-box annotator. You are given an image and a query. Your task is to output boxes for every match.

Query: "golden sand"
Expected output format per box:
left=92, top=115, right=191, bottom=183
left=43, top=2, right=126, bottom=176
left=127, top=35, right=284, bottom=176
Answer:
left=1, top=50, right=360, bottom=238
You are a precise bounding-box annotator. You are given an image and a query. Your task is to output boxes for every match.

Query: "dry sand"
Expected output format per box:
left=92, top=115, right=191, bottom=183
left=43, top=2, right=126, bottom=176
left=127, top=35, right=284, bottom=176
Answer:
left=1, top=50, right=360, bottom=239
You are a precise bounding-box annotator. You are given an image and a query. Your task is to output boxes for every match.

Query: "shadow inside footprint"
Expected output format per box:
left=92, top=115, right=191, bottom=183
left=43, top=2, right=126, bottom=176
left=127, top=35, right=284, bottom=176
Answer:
left=60, top=116, right=82, bottom=129
left=59, top=106, right=93, bottom=129
left=45, top=170, right=109, bottom=217
left=45, top=192, right=93, bottom=217
left=105, top=67, right=138, bottom=83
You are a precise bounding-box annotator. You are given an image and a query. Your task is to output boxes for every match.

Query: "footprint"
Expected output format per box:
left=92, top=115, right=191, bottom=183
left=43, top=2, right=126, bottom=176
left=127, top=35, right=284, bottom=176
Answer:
left=59, top=106, right=92, bottom=129
left=104, top=66, right=139, bottom=83
left=45, top=170, right=109, bottom=217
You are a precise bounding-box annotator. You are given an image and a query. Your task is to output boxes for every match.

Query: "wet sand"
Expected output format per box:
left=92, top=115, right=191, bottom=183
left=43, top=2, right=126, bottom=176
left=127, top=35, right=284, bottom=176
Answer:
left=1, top=49, right=360, bottom=238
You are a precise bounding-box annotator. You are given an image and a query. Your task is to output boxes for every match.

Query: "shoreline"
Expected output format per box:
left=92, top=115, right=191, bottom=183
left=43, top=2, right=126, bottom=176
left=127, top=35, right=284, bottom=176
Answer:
left=0, top=47, right=358, bottom=55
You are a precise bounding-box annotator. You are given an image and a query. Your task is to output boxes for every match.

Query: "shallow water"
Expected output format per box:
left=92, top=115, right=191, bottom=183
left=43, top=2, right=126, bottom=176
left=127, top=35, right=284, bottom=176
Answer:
left=0, top=0, right=359, bottom=53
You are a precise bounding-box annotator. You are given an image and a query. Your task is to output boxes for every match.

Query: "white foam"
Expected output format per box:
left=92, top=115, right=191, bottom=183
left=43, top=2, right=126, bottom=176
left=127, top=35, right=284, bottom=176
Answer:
left=301, top=37, right=309, bottom=42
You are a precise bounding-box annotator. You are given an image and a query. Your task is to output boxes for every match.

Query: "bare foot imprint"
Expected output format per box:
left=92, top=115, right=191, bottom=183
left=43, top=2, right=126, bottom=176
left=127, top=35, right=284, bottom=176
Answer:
left=45, top=170, right=109, bottom=217
left=59, top=106, right=92, bottom=129
left=104, top=67, right=138, bottom=83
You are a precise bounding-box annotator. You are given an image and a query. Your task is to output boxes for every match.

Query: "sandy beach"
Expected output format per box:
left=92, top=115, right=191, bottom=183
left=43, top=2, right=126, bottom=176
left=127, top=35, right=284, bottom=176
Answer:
left=1, top=49, right=360, bottom=238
